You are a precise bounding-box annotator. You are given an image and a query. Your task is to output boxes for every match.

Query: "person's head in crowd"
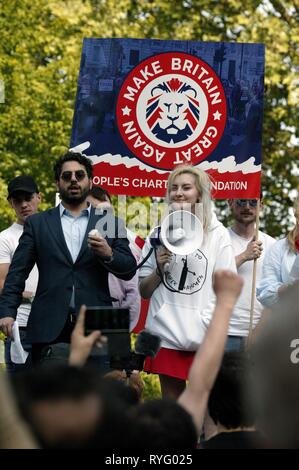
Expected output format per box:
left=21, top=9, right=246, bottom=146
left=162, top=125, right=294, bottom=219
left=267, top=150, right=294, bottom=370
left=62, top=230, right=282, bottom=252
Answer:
left=11, top=364, right=134, bottom=449
left=87, top=185, right=112, bottom=211
left=166, top=165, right=212, bottom=232
left=7, top=175, right=41, bottom=225
left=250, top=280, right=299, bottom=448
left=104, top=369, right=144, bottom=402
left=229, top=197, right=261, bottom=227
left=0, top=371, right=38, bottom=449
left=208, top=351, right=255, bottom=431
left=101, top=373, right=140, bottom=407
left=53, top=151, right=93, bottom=206
left=286, top=196, right=299, bottom=253
left=131, top=399, right=198, bottom=449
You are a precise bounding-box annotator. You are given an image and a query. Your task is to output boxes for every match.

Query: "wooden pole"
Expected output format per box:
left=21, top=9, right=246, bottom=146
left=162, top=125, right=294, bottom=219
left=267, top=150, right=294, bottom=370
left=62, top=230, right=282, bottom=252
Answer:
left=247, top=199, right=260, bottom=347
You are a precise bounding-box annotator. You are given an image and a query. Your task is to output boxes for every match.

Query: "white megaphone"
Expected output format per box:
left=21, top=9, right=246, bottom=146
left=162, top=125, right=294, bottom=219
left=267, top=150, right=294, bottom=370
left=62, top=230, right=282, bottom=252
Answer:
left=160, top=210, right=203, bottom=256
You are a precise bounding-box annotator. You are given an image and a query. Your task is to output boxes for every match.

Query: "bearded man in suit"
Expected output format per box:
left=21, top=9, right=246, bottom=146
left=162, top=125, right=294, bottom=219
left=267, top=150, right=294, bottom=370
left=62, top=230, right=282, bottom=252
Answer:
left=0, top=152, right=137, bottom=364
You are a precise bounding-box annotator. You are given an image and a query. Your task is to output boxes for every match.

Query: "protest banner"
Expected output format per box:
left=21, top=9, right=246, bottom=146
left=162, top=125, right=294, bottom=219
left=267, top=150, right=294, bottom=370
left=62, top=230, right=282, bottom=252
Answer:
left=71, top=38, right=265, bottom=198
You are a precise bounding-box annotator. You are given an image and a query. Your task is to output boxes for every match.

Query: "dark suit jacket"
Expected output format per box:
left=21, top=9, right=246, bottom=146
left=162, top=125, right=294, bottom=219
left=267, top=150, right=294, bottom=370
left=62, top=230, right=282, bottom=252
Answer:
left=0, top=206, right=137, bottom=343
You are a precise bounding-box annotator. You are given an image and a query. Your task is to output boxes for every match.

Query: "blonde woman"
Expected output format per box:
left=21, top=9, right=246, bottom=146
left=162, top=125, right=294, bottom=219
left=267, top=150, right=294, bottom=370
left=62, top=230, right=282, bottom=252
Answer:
left=257, top=196, right=299, bottom=307
left=139, top=166, right=236, bottom=399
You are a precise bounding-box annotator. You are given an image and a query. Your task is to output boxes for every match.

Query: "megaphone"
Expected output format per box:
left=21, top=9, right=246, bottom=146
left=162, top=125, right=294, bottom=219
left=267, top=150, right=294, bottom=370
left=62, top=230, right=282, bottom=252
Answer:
left=160, top=210, right=203, bottom=256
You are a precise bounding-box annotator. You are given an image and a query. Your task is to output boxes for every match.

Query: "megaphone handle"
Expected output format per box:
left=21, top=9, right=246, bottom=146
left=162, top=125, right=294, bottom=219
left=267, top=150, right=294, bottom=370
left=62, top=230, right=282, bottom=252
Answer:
left=164, top=262, right=170, bottom=271
left=178, top=258, right=188, bottom=290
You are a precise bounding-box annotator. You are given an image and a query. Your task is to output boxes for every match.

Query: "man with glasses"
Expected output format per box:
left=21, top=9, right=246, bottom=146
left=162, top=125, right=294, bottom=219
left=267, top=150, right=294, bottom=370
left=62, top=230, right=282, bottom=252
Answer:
left=225, top=198, right=275, bottom=350
left=0, top=152, right=137, bottom=365
left=0, top=176, right=41, bottom=372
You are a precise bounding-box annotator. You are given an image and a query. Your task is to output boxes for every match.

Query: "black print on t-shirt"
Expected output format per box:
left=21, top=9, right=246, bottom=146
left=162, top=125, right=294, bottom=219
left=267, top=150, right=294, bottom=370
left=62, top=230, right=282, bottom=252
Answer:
left=164, top=250, right=208, bottom=295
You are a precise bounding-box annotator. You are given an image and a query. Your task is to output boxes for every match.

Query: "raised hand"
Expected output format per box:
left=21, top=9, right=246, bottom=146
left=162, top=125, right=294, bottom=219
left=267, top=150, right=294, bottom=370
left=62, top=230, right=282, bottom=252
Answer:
left=213, top=270, right=243, bottom=308
left=69, top=305, right=107, bottom=366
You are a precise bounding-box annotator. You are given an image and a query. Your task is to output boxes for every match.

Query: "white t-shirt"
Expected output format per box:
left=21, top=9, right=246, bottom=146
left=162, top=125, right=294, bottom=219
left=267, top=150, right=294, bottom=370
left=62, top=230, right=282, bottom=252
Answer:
left=0, top=223, right=38, bottom=327
left=139, top=214, right=236, bottom=350
left=227, top=229, right=275, bottom=336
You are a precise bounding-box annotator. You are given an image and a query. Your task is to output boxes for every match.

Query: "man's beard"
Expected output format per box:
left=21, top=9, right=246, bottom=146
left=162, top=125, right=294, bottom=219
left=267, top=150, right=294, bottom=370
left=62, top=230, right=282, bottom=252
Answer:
left=59, top=185, right=90, bottom=206
left=235, top=212, right=255, bottom=225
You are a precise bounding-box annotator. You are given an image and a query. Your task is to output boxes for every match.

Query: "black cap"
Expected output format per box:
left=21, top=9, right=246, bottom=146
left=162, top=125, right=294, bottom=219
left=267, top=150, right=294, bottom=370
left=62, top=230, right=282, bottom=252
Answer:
left=7, top=176, right=39, bottom=198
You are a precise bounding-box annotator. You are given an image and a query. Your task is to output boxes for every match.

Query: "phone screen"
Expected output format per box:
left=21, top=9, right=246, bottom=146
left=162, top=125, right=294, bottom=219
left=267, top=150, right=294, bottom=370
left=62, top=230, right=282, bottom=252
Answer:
left=85, top=307, right=130, bottom=334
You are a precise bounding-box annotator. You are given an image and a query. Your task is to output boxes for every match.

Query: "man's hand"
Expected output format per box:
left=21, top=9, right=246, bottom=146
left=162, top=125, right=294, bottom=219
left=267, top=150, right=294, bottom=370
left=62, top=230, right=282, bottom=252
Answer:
left=236, top=236, right=263, bottom=267
left=213, top=270, right=243, bottom=309
left=0, top=317, right=15, bottom=338
left=88, top=232, right=113, bottom=259
left=69, top=305, right=107, bottom=367
left=244, top=236, right=263, bottom=261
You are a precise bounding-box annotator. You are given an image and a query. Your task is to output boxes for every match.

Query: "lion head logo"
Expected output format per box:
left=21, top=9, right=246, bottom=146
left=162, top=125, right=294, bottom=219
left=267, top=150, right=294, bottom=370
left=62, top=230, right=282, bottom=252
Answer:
left=146, top=78, right=200, bottom=144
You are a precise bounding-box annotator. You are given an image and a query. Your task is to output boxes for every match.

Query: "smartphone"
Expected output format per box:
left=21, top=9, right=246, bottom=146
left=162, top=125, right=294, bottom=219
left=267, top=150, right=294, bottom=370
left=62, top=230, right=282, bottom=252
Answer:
left=85, top=306, right=130, bottom=334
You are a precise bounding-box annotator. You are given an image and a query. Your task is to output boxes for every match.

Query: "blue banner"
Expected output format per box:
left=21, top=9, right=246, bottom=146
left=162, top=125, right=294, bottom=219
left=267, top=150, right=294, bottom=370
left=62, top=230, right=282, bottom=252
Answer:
left=71, top=38, right=265, bottom=198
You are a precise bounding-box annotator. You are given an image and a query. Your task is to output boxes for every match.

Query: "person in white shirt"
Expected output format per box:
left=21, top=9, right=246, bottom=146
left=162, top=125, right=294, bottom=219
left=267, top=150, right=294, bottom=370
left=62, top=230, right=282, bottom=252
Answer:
left=257, top=196, right=299, bottom=307
left=0, top=175, right=40, bottom=372
left=226, top=198, right=275, bottom=349
left=139, top=165, right=236, bottom=400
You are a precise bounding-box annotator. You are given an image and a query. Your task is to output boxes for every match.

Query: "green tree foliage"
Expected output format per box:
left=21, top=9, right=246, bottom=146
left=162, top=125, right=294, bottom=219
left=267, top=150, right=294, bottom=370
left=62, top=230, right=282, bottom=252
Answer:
left=141, top=371, right=161, bottom=399
left=0, top=0, right=82, bottom=225
left=0, top=0, right=298, bottom=234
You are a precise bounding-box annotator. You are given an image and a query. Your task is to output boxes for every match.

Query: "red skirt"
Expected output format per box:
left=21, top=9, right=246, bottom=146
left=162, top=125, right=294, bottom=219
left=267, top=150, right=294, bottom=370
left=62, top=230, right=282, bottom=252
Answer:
left=144, top=347, right=195, bottom=380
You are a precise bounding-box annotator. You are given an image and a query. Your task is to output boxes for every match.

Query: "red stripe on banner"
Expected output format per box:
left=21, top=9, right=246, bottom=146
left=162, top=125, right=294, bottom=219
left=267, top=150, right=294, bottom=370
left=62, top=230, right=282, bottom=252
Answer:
left=184, top=108, right=198, bottom=131
left=92, top=162, right=261, bottom=199
left=187, top=95, right=199, bottom=107
left=209, top=169, right=261, bottom=199
left=147, top=107, right=162, bottom=129
left=147, top=94, right=162, bottom=105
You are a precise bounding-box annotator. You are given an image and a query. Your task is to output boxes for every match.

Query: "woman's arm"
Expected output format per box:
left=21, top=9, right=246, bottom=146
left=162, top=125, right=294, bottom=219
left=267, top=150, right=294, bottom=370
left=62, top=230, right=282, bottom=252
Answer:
left=256, top=240, right=286, bottom=307
left=178, top=270, right=243, bottom=435
left=139, top=270, right=162, bottom=299
left=139, top=248, right=172, bottom=299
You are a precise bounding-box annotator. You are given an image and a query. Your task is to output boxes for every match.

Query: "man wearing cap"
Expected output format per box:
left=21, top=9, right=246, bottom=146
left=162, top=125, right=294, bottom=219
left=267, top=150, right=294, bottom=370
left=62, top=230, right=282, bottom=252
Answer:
left=0, top=176, right=41, bottom=372
left=225, top=198, right=275, bottom=350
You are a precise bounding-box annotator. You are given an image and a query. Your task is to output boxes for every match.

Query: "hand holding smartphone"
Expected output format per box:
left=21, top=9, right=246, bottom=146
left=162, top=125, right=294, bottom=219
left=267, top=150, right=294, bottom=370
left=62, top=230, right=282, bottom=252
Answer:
left=84, top=307, right=131, bottom=358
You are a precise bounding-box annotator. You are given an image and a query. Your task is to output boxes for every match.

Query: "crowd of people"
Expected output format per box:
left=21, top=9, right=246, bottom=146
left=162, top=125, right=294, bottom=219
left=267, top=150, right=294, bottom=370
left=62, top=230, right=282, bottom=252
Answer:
left=0, top=152, right=298, bottom=449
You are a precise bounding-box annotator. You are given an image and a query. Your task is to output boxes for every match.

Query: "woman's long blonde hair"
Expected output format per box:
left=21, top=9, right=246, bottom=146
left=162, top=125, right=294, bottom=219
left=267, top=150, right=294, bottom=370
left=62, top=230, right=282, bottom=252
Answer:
left=287, top=196, right=299, bottom=252
left=166, top=165, right=212, bottom=233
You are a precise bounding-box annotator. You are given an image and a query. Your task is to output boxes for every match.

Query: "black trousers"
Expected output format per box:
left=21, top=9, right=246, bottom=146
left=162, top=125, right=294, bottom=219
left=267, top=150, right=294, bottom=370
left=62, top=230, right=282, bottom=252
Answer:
left=31, top=314, right=111, bottom=374
left=31, top=314, right=75, bottom=365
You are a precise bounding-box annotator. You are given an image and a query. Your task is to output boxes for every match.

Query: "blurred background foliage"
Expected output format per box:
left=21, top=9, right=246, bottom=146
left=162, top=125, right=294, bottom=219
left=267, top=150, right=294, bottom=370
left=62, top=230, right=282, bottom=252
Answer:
left=0, top=0, right=298, bottom=236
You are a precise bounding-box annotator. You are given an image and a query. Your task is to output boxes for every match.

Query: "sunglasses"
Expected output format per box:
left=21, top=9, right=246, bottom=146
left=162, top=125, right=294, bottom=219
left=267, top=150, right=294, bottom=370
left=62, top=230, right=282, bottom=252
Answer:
left=236, top=199, right=258, bottom=208
left=60, top=170, right=87, bottom=182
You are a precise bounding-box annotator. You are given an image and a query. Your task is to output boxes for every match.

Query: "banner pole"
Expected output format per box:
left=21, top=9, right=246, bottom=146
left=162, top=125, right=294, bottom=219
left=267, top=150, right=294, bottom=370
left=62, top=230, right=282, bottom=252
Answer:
left=247, top=199, right=260, bottom=347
